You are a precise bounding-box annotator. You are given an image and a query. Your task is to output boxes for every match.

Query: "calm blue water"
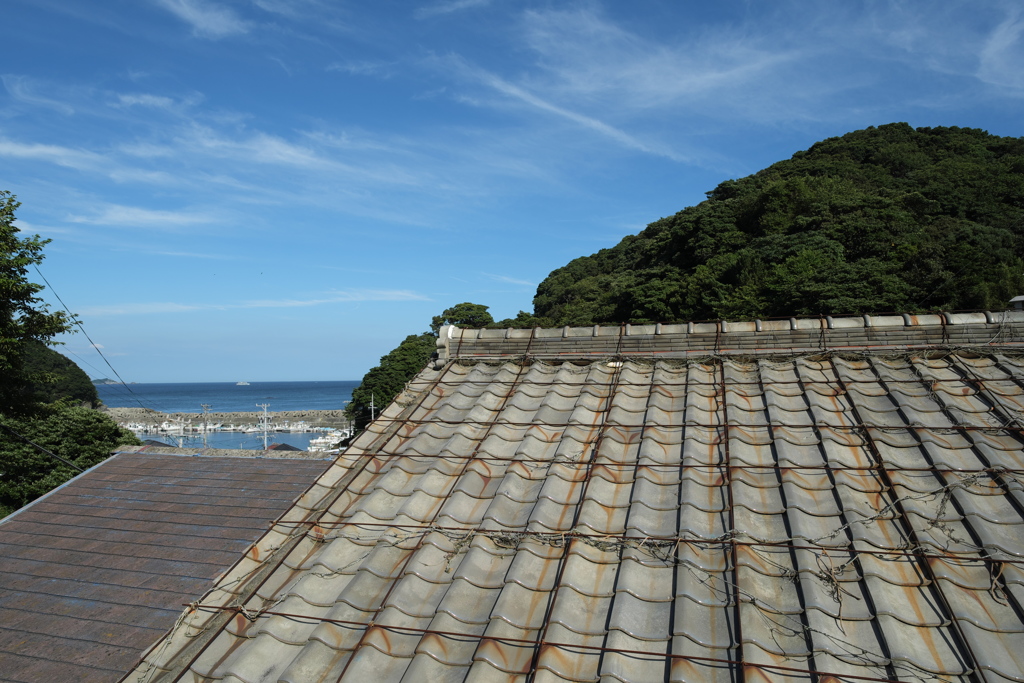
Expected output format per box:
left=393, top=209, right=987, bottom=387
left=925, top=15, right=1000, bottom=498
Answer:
left=98, top=380, right=359, bottom=451
left=97, top=380, right=359, bottom=414
left=154, top=430, right=340, bottom=452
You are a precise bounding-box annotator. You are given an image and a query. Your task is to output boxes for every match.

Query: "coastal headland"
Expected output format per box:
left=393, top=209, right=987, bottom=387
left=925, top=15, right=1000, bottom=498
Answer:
left=103, top=406, right=350, bottom=429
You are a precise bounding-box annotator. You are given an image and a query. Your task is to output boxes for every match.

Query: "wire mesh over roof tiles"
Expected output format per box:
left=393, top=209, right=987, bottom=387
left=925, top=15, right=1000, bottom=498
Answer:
left=128, top=317, right=1024, bottom=683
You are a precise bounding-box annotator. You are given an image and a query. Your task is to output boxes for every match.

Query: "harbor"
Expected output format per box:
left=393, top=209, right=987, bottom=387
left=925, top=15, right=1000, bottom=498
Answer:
left=103, top=407, right=353, bottom=452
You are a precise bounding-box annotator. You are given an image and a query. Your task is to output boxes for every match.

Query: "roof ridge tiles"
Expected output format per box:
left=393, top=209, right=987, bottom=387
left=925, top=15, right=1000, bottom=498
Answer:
left=438, top=310, right=1024, bottom=362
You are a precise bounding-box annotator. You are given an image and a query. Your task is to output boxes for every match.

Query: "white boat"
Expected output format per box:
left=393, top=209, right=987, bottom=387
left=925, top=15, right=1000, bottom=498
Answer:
left=307, top=429, right=351, bottom=452
left=159, top=419, right=191, bottom=434
left=236, top=381, right=250, bottom=386
left=278, top=420, right=311, bottom=432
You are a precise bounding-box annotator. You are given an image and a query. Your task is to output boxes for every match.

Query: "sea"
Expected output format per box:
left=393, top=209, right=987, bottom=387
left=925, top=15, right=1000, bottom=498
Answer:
left=97, top=380, right=359, bottom=451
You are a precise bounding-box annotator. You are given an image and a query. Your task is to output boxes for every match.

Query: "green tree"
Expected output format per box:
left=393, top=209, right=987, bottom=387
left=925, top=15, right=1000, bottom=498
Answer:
left=430, top=302, right=494, bottom=334
left=0, top=402, right=140, bottom=517
left=492, top=310, right=554, bottom=329
left=0, top=192, right=75, bottom=413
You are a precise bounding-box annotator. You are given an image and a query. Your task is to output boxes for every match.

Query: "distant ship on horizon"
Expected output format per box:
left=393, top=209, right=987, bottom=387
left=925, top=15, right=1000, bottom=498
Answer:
left=236, top=381, right=250, bottom=386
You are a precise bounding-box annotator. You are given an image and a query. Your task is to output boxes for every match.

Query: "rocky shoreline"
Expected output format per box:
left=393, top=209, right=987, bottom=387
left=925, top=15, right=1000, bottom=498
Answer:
left=102, top=406, right=350, bottom=429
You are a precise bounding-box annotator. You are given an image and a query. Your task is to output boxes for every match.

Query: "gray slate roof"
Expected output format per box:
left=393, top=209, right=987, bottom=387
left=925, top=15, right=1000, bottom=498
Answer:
left=127, top=313, right=1024, bottom=683
left=0, top=450, right=331, bottom=683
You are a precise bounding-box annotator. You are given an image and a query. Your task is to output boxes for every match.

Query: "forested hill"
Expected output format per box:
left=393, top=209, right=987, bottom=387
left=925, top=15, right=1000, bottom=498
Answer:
left=533, top=123, right=1024, bottom=325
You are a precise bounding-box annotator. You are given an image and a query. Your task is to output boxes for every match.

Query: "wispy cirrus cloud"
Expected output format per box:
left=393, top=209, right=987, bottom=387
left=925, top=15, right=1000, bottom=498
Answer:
left=79, top=289, right=430, bottom=316
left=114, top=93, right=176, bottom=109
left=978, top=8, right=1024, bottom=90
left=244, top=289, right=430, bottom=308
left=1, top=75, right=76, bottom=115
left=440, top=55, right=689, bottom=162
left=417, top=0, right=491, bottom=20
left=152, top=0, right=249, bottom=38
left=111, top=91, right=204, bottom=113
left=515, top=7, right=802, bottom=115
left=147, top=249, right=238, bottom=259
left=483, top=272, right=535, bottom=287
left=0, top=138, right=105, bottom=170
left=67, top=204, right=219, bottom=229
left=327, top=60, right=395, bottom=78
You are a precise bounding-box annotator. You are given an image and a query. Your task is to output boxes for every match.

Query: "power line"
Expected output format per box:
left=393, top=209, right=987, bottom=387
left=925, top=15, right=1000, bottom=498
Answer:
left=32, top=265, right=155, bottom=413
left=58, top=347, right=144, bottom=405
left=0, top=421, right=84, bottom=473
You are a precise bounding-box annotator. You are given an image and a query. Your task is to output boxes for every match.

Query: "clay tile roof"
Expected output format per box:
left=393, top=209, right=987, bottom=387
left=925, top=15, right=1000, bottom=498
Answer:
left=0, top=451, right=331, bottom=683
left=126, top=312, right=1024, bottom=683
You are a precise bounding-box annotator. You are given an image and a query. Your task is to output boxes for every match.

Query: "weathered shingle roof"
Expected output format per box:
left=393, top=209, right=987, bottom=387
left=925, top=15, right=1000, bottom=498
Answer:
left=127, top=313, right=1024, bottom=683
left=0, top=451, right=331, bottom=683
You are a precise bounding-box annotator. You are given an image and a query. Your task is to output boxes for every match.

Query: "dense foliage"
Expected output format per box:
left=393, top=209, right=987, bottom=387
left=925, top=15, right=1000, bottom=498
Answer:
left=345, top=333, right=437, bottom=430
left=430, top=302, right=494, bottom=334
left=0, top=191, right=76, bottom=413
left=533, top=124, right=1024, bottom=324
left=0, top=403, right=140, bottom=517
left=23, top=341, right=100, bottom=407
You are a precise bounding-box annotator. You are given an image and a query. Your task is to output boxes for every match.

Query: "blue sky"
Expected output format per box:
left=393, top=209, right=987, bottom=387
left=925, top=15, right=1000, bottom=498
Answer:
left=3, top=0, right=1022, bottom=382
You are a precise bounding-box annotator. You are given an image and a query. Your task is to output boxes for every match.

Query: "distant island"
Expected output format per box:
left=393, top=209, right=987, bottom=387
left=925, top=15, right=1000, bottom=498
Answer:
left=92, top=378, right=136, bottom=385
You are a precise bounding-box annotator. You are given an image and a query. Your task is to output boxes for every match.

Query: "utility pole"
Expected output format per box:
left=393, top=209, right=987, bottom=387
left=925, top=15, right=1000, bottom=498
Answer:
left=370, top=393, right=375, bottom=422
left=256, top=403, right=271, bottom=450
left=201, top=404, right=211, bottom=448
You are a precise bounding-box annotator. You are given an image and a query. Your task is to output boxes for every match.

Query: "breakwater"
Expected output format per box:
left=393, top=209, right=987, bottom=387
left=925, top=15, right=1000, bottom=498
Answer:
left=103, top=407, right=350, bottom=429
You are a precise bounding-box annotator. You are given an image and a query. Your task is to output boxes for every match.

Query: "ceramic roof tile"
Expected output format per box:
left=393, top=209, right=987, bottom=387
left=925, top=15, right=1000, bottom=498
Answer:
left=123, top=333, right=1024, bottom=682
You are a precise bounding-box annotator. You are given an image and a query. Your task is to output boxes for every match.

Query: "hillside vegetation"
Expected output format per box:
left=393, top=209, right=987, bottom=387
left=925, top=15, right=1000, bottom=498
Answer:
left=22, top=341, right=100, bottom=407
left=533, top=123, right=1024, bottom=324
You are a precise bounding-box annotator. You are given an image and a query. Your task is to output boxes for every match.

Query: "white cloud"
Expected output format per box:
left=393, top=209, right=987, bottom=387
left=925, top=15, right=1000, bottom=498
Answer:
left=252, top=0, right=335, bottom=21
left=443, top=55, right=689, bottom=162
left=417, top=0, right=491, bottom=20
left=80, top=302, right=204, bottom=316
left=182, top=125, right=334, bottom=169
left=978, top=9, right=1024, bottom=90
left=152, top=0, right=249, bottom=38
left=517, top=8, right=801, bottom=112
left=327, top=60, right=394, bottom=78
left=0, top=136, right=185, bottom=188
left=1, top=75, right=76, bottom=115
left=80, top=289, right=430, bottom=316
left=483, top=273, right=535, bottom=286
left=243, top=289, right=430, bottom=308
left=114, top=93, right=178, bottom=109
left=0, top=138, right=104, bottom=171
left=147, top=249, right=237, bottom=259
left=68, top=204, right=219, bottom=229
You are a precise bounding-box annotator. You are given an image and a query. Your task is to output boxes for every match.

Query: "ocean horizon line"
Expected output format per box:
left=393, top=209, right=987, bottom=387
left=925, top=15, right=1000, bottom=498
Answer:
left=93, top=379, right=361, bottom=385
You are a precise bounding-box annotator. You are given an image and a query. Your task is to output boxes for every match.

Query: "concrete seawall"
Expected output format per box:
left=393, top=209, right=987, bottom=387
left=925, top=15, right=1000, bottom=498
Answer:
left=103, top=406, right=350, bottom=429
